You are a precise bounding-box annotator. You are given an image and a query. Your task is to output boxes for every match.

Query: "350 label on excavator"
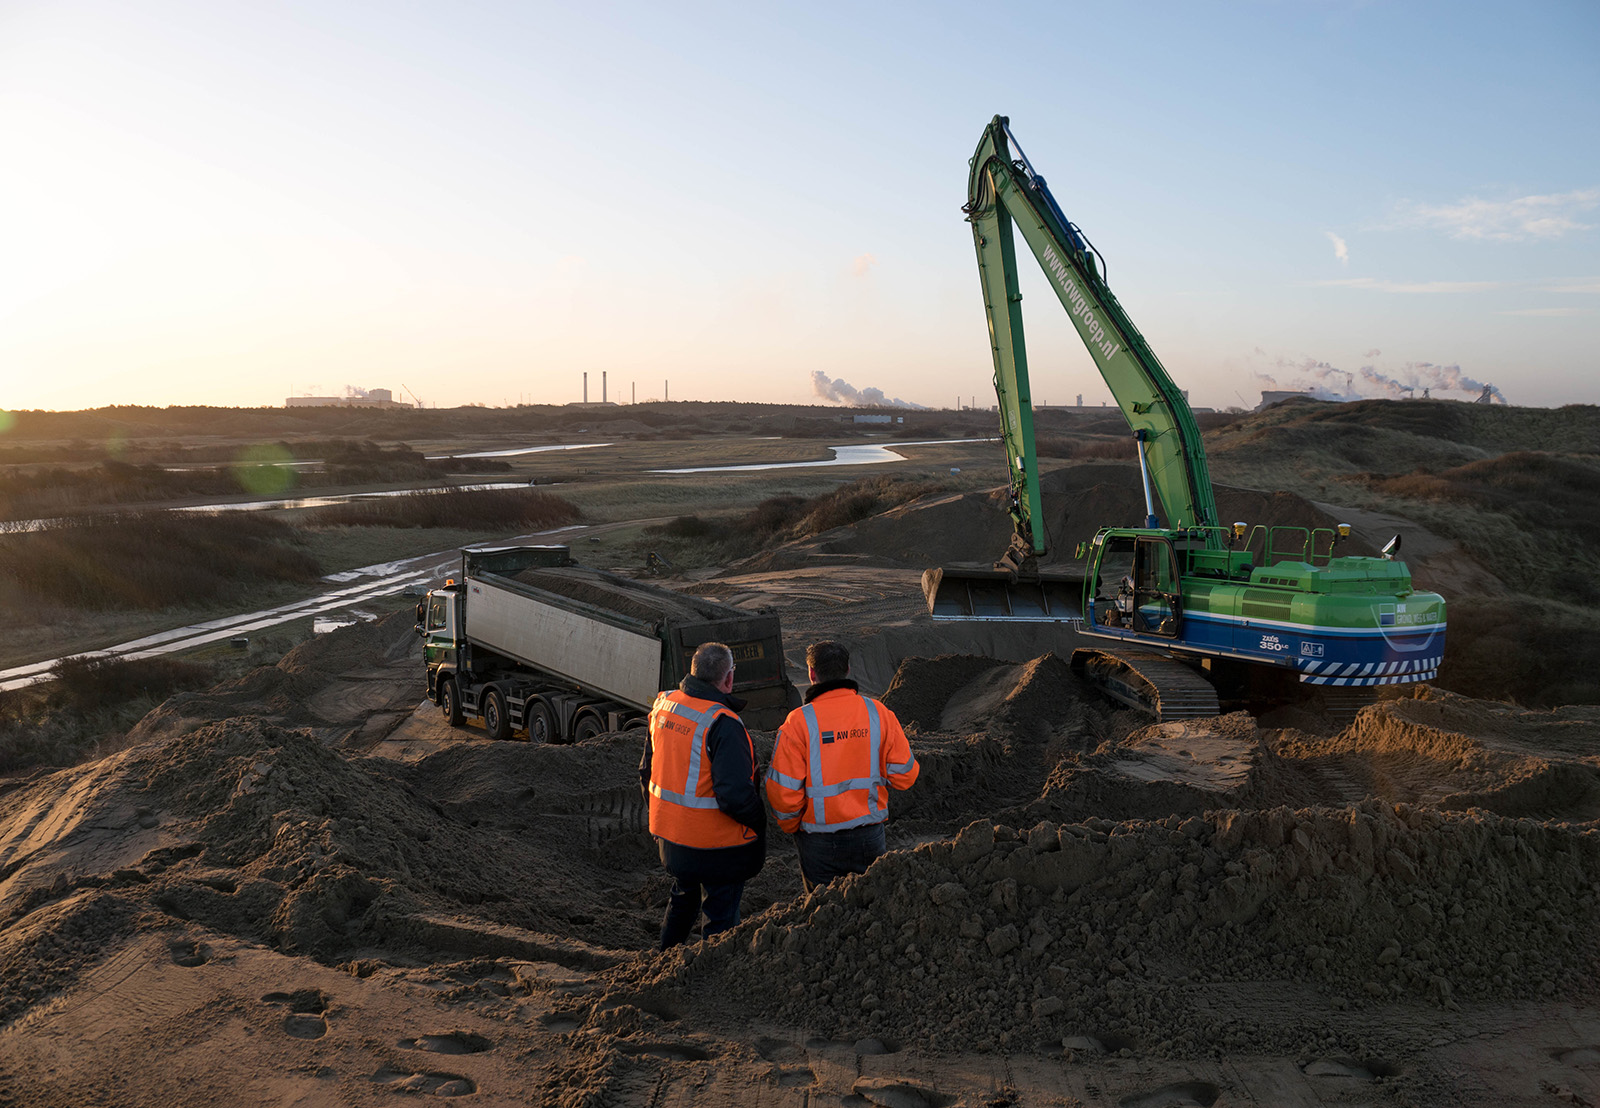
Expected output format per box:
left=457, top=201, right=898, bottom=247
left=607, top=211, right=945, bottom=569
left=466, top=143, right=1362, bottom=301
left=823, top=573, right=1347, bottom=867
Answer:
left=1259, top=634, right=1291, bottom=653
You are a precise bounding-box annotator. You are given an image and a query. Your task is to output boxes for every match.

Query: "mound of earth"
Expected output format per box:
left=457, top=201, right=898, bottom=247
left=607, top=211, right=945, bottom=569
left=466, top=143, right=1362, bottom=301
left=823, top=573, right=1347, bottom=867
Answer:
left=4, top=607, right=1600, bottom=1106
left=740, top=463, right=1377, bottom=572
left=1280, top=686, right=1600, bottom=821
left=619, top=799, right=1600, bottom=1065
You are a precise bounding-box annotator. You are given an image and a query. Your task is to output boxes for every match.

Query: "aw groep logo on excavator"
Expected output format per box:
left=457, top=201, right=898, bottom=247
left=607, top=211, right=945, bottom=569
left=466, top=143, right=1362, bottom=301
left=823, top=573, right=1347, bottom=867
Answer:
left=1041, top=244, right=1121, bottom=362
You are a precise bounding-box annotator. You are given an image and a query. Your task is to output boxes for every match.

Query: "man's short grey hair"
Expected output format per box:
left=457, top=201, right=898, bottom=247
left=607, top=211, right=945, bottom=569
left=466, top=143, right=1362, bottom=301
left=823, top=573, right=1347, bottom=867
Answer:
left=691, top=642, right=734, bottom=685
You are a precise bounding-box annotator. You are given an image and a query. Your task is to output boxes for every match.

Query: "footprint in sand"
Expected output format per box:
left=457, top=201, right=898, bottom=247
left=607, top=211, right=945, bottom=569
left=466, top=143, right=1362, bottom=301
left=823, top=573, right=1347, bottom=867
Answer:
left=1302, top=1057, right=1400, bottom=1080
left=615, top=1040, right=714, bottom=1062
left=398, top=1032, right=492, bottom=1055
left=169, top=940, right=209, bottom=968
left=752, top=1038, right=815, bottom=1087
left=1117, top=1080, right=1220, bottom=1108
left=262, top=989, right=330, bottom=1040
left=371, top=1066, right=475, bottom=1096
left=537, top=1012, right=582, bottom=1034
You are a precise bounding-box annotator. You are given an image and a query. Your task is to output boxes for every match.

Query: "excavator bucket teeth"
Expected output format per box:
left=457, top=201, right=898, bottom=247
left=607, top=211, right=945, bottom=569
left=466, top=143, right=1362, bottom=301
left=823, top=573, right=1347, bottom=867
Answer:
left=922, top=566, right=1084, bottom=624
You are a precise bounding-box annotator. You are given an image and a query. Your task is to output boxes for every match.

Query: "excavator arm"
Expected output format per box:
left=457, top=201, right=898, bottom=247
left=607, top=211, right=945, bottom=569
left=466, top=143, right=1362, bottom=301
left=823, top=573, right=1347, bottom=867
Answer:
left=967, top=115, right=1221, bottom=553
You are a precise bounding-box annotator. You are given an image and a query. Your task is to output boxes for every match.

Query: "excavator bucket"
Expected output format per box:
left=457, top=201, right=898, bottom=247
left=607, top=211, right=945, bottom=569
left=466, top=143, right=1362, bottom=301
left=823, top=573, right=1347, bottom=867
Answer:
left=922, top=566, right=1084, bottom=624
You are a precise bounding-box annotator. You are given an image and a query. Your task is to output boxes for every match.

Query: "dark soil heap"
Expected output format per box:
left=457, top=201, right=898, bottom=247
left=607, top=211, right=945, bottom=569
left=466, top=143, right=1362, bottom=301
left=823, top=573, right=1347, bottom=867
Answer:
left=621, top=802, right=1600, bottom=1060
left=513, top=566, right=745, bottom=625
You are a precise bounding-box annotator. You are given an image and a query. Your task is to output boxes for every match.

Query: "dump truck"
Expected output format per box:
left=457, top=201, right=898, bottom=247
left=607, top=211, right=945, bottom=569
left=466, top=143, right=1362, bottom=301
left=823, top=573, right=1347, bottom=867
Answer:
left=417, top=545, right=798, bottom=741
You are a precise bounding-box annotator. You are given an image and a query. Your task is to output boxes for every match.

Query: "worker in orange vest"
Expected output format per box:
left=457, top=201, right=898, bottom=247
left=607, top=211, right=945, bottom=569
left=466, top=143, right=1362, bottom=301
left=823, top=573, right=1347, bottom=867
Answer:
left=765, top=640, right=919, bottom=891
left=640, top=642, right=765, bottom=949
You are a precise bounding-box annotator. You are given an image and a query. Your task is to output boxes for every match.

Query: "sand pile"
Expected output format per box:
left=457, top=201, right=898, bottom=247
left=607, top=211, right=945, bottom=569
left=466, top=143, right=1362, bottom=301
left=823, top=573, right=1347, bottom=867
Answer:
left=512, top=567, right=741, bottom=625
left=126, top=612, right=419, bottom=744
left=1280, top=687, right=1600, bottom=821
left=0, top=713, right=658, bottom=1009
left=622, top=802, right=1600, bottom=1060
left=752, top=463, right=1376, bottom=572
left=6, top=601, right=1600, bottom=1104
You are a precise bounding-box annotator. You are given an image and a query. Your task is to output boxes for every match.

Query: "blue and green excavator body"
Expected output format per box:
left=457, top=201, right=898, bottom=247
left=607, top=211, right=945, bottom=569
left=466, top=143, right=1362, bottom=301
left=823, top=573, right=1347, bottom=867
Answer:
left=925, top=117, right=1446, bottom=718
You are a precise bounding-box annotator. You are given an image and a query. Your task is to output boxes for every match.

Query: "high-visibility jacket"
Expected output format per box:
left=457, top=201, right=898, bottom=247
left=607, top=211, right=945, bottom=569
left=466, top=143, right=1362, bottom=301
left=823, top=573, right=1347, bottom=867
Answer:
left=647, top=689, right=758, bottom=849
left=765, top=687, right=919, bottom=835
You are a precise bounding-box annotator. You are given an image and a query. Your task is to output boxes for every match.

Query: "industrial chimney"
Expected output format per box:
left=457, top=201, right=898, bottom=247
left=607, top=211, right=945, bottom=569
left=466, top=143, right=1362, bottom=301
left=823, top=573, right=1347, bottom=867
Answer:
left=602, top=371, right=607, bottom=404
left=583, top=372, right=588, bottom=404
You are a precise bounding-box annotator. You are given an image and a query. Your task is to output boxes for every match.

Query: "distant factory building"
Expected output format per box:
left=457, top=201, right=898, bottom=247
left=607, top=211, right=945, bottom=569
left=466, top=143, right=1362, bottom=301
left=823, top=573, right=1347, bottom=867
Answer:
left=286, top=388, right=410, bottom=409
left=1256, top=390, right=1312, bottom=411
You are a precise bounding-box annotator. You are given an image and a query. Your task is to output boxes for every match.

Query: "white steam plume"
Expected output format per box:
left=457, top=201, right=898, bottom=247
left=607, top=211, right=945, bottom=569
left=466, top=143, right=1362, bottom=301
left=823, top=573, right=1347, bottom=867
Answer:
left=1251, top=353, right=1508, bottom=404
left=810, top=371, right=925, bottom=409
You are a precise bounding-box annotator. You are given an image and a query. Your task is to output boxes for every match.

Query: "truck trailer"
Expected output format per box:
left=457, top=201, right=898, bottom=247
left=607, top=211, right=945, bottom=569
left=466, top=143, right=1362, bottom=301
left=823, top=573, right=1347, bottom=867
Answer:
left=417, top=545, right=798, bottom=742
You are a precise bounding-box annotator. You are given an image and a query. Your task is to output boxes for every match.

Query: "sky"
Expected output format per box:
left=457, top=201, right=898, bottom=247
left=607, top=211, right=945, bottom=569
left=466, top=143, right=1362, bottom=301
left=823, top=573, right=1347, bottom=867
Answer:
left=1, top=0, right=1596, bottom=414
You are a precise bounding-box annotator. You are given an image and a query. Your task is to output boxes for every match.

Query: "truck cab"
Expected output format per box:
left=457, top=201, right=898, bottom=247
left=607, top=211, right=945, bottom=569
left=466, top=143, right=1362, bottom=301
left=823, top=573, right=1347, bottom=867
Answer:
left=418, top=586, right=461, bottom=698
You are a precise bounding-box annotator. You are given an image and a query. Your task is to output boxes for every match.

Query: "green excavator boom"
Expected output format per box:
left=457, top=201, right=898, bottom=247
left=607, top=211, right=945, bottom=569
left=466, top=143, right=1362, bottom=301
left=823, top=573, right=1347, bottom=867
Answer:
left=966, top=115, right=1222, bottom=554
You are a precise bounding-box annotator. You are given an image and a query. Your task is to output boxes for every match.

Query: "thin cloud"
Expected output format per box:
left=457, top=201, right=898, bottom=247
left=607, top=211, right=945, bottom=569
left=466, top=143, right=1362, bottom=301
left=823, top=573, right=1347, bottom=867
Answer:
left=1549, top=279, right=1600, bottom=293
left=1496, top=307, right=1589, bottom=317
left=851, top=253, right=878, bottom=277
left=1324, top=231, right=1349, bottom=263
left=1318, top=277, right=1502, bottom=294
left=1392, top=189, right=1599, bottom=242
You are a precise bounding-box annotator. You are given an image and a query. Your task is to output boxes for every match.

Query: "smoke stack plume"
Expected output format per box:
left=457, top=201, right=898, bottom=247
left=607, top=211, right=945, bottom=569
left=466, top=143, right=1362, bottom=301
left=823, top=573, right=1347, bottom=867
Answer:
left=810, top=371, right=925, bottom=409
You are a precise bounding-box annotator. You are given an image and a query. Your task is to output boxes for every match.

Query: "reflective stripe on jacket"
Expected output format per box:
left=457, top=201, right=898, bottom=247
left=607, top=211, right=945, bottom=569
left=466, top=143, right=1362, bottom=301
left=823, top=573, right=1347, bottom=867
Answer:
left=648, top=689, right=756, bottom=849
left=765, top=689, right=919, bottom=835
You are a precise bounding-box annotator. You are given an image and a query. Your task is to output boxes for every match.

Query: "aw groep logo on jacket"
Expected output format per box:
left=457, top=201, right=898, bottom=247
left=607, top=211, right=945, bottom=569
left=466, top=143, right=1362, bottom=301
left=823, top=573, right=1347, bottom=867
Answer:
left=647, top=690, right=757, bottom=848
left=767, top=692, right=918, bottom=833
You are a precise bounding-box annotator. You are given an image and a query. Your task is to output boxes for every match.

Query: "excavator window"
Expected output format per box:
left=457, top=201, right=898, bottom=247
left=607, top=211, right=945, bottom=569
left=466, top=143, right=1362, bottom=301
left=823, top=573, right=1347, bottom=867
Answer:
left=1133, top=538, right=1181, bottom=637
left=1094, top=537, right=1136, bottom=603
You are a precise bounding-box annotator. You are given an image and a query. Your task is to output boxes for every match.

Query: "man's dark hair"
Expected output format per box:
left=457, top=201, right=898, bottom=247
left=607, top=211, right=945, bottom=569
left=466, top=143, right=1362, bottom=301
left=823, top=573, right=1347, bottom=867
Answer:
left=691, top=642, right=734, bottom=685
left=806, top=640, right=850, bottom=682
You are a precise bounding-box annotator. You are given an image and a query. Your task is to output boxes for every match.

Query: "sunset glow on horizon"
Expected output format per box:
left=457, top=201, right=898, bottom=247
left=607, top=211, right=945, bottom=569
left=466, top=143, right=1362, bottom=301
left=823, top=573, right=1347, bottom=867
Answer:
left=2, top=1, right=1596, bottom=414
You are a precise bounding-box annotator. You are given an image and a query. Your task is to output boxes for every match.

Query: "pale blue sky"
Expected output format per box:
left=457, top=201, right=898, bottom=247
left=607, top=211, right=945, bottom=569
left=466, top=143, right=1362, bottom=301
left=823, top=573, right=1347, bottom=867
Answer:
left=1, top=0, right=1596, bottom=412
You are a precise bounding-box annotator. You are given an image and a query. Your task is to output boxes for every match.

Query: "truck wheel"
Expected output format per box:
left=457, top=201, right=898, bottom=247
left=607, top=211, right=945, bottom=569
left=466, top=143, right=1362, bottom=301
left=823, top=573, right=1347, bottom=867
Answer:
left=572, top=712, right=604, bottom=743
left=525, top=699, right=558, bottom=744
left=483, top=689, right=511, bottom=742
left=440, top=679, right=464, bottom=727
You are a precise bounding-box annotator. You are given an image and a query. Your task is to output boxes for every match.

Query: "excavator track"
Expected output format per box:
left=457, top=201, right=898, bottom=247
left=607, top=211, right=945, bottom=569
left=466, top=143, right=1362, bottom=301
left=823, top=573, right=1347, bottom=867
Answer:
left=1070, top=648, right=1220, bottom=721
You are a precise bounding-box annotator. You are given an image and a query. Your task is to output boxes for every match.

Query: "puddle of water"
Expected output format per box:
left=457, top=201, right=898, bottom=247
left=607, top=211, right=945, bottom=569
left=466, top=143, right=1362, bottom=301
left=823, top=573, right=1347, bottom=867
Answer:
left=652, top=438, right=994, bottom=474
left=173, top=482, right=535, bottom=515
left=427, top=443, right=612, bottom=459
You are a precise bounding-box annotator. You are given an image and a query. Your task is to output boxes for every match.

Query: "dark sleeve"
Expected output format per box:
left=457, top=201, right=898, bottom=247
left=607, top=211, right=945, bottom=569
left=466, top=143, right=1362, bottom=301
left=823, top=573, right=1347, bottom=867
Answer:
left=706, top=716, right=766, bottom=836
left=638, top=731, right=653, bottom=803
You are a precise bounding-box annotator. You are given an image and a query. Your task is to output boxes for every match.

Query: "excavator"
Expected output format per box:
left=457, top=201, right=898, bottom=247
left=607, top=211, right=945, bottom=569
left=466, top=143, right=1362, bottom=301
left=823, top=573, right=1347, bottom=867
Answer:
left=925, top=116, right=1446, bottom=720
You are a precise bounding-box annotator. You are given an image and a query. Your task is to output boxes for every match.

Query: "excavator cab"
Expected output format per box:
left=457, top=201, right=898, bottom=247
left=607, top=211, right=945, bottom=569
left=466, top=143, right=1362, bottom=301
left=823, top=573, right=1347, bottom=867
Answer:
left=1088, top=532, right=1181, bottom=638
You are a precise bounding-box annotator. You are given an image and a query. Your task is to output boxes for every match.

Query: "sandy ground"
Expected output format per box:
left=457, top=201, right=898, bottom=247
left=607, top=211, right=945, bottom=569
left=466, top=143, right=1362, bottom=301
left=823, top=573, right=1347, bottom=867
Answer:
left=3, top=490, right=1600, bottom=1105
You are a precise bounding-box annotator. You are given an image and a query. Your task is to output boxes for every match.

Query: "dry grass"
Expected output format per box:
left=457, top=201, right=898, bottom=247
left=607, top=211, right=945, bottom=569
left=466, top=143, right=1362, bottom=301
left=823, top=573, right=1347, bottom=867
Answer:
left=0, top=441, right=513, bottom=521
left=300, top=487, right=579, bottom=530
left=640, top=474, right=949, bottom=563
left=1438, top=594, right=1600, bottom=707
left=0, top=512, right=320, bottom=609
left=0, top=654, right=217, bottom=772
left=1035, top=436, right=1137, bottom=460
